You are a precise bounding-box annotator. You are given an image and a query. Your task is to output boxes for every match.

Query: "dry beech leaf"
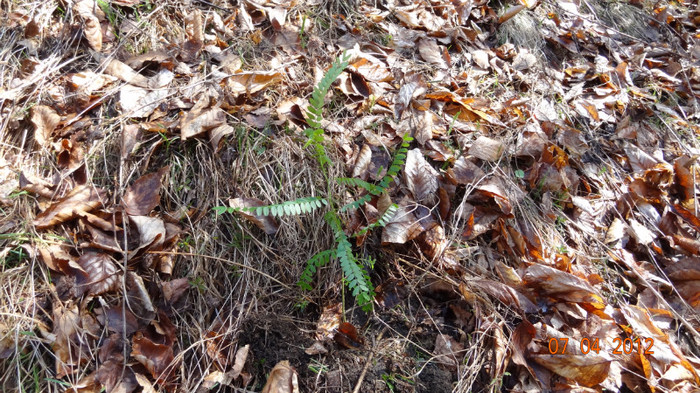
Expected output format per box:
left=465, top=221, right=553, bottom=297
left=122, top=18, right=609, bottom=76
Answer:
left=209, top=124, right=235, bottom=152
left=76, top=252, right=119, bottom=296
left=225, top=71, right=283, bottom=96
left=523, top=264, right=605, bottom=308
left=131, top=332, right=175, bottom=385
left=183, top=10, right=203, bottom=62
left=52, top=302, right=86, bottom=378
left=315, top=303, right=342, bottom=341
left=181, top=107, right=227, bottom=140
left=105, top=59, right=150, bottom=88
left=469, top=136, right=504, bottom=162
left=305, top=341, right=328, bottom=355
left=34, top=185, right=106, bottom=229
left=38, top=245, right=82, bottom=274
left=20, top=172, right=55, bottom=198
left=268, top=6, right=286, bottom=31
left=404, top=148, right=439, bottom=202
left=447, top=157, right=485, bottom=185
left=418, top=38, right=448, bottom=69
left=119, top=84, right=169, bottom=118
left=228, top=198, right=279, bottom=235
left=433, top=334, right=464, bottom=370
left=122, top=167, right=168, bottom=216
left=381, top=204, right=425, bottom=245
left=499, top=4, right=525, bottom=24
left=161, top=278, right=190, bottom=306
left=231, top=344, right=249, bottom=379
left=73, top=0, right=102, bottom=51
left=30, top=105, right=60, bottom=148
left=130, top=215, right=166, bottom=251
left=470, top=279, right=538, bottom=313
left=334, top=322, right=363, bottom=349
left=261, top=361, right=299, bottom=393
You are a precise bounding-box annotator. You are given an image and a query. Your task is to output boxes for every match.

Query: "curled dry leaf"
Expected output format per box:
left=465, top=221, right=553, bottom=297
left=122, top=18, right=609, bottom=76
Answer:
left=52, top=302, right=90, bottom=378
left=228, top=198, right=279, bottom=235
left=404, top=148, right=439, bottom=202
left=33, top=185, right=106, bottom=229
left=261, top=361, right=299, bottom=393
left=433, top=334, right=464, bottom=370
left=231, top=344, right=250, bottom=380
left=76, top=252, right=119, bottom=296
left=418, top=38, right=448, bottom=69
left=225, top=71, right=283, bottom=97
left=73, top=0, right=103, bottom=51
left=381, top=204, right=426, bottom=245
left=447, top=156, right=485, bottom=185
left=468, top=136, right=504, bottom=162
left=131, top=332, right=176, bottom=386
left=105, top=59, right=150, bottom=88
left=529, top=324, right=613, bottom=387
left=523, top=264, right=605, bottom=309
left=181, top=107, right=227, bottom=140
left=122, top=167, right=168, bottom=216
left=334, top=322, right=363, bottom=349
left=30, top=105, right=60, bottom=148
left=129, top=215, right=166, bottom=251
left=119, top=84, right=170, bottom=118
left=315, top=303, right=342, bottom=341
left=38, top=245, right=81, bottom=274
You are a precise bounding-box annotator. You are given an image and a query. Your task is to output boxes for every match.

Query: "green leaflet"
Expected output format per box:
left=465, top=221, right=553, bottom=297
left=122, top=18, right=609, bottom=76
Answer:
left=304, top=51, right=351, bottom=171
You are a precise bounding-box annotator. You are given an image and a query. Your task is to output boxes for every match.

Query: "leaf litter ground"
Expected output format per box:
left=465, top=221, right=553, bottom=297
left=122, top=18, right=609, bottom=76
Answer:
left=1, top=0, right=700, bottom=392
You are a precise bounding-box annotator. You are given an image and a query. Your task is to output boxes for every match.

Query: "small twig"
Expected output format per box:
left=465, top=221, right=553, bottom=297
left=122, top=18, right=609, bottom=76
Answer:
left=352, top=326, right=387, bottom=393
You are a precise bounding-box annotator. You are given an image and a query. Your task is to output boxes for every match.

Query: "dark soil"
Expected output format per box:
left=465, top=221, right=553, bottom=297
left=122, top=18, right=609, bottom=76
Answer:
left=235, top=290, right=469, bottom=393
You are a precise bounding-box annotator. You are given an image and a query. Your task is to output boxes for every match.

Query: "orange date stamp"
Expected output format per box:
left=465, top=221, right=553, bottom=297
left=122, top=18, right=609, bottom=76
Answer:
left=547, top=337, right=655, bottom=355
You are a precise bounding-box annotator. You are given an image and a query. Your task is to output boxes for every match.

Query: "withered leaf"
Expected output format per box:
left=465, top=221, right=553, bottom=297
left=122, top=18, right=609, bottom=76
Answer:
left=530, top=354, right=610, bottom=387
left=122, top=167, right=168, bottom=216
left=30, top=105, right=60, bottom=148
left=131, top=332, right=176, bottom=385
left=433, top=334, right=464, bottom=370
left=418, top=38, right=448, bottom=69
left=225, top=71, right=283, bottom=97
left=73, top=0, right=103, bottom=51
left=34, top=185, right=106, bottom=229
left=334, top=322, right=363, bottom=349
left=181, top=107, right=227, bottom=140
left=231, top=344, right=250, bottom=380
left=228, top=198, right=279, bottom=235
left=469, top=136, right=504, bottom=162
left=381, top=204, right=426, bottom=245
left=315, top=303, right=342, bottom=341
left=261, top=361, right=299, bottom=393
left=119, top=84, right=169, bottom=118
left=129, top=215, right=166, bottom=251
left=447, top=157, right=485, bottom=185
left=523, top=264, right=605, bottom=308
left=404, top=149, right=439, bottom=202
left=76, top=252, right=119, bottom=296
left=105, top=59, right=150, bottom=88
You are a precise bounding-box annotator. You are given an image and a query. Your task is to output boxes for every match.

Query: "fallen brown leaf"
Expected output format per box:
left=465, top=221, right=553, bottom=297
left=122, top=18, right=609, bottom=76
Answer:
left=122, top=167, right=168, bottom=216
left=228, top=197, right=279, bottom=235
left=33, top=185, right=106, bottom=229
left=261, top=361, right=299, bottom=393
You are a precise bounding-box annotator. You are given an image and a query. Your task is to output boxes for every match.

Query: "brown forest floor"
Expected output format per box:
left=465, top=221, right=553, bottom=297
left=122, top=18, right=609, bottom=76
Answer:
left=2, top=0, right=700, bottom=392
